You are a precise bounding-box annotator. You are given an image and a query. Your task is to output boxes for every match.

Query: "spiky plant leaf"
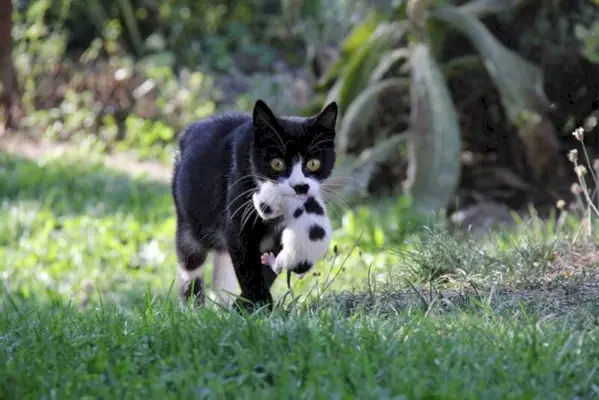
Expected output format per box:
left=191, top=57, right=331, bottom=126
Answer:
left=405, top=44, right=461, bottom=214
left=458, top=0, right=532, bottom=18
left=337, top=78, right=410, bottom=155
left=334, top=22, right=409, bottom=114
left=429, top=5, right=551, bottom=123
left=370, top=49, right=411, bottom=82
left=429, top=5, right=558, bottom=177
left=340, top=10, right=382, bottom=55
left=314, top=10, right=382, bottom=92
left=328, top=133, right=413, bottom=203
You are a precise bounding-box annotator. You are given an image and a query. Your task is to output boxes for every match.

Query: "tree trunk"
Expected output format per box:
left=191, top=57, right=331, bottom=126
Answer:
left=0, top=0, right=18, bottom=134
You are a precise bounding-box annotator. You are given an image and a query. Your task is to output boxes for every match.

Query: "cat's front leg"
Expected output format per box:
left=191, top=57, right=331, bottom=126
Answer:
left=228, top=236, right=277, bottom=313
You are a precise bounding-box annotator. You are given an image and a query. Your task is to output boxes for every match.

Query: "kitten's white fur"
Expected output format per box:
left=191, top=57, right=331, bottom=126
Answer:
left=252, top=179, right=332, bottom=275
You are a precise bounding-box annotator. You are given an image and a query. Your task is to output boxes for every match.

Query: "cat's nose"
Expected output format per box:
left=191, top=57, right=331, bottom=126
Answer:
left=292, top=183, right=310, bottom=195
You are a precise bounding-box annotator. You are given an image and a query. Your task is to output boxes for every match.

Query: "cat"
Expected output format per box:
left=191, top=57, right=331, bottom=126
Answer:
left=171, top=99, right=338, bottom=312
left=251, top=181, right=332, bottom=277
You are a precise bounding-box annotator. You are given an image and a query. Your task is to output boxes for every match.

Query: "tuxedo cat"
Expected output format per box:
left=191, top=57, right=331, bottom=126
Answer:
left=251, top=181, right=332, bottom=277
left=171, top=99, right=338, bottom=311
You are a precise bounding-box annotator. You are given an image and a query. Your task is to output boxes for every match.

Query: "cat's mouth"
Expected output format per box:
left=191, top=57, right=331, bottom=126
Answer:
left=278, top=192, right=309, bottom=200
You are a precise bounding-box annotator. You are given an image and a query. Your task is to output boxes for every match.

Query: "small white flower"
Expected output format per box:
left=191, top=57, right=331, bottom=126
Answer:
left=568, top=149, right=578, bottom=163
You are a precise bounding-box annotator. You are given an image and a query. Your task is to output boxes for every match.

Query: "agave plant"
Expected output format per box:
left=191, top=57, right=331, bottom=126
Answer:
left=320, top=0, right=557, bottom=215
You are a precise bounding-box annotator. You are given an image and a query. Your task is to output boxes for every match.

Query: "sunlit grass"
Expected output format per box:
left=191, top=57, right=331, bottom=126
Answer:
left=1, top=147, right=599, bottom=397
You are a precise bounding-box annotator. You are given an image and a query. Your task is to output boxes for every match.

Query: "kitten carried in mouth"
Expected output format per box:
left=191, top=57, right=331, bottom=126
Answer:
left=252, top=181, right=332, bottom=277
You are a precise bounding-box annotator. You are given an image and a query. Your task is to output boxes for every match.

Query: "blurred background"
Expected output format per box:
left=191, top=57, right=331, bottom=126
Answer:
left=1, top=0, right=599, bottom=234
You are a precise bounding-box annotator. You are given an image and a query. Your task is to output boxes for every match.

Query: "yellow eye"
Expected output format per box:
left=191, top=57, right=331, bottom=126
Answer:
left=270, top=158, right=286, bottom=172
left=306, top=159, right=321, bottom=172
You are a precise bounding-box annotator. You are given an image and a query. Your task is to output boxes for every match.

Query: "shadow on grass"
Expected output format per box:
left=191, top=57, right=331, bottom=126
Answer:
left=323, top=276, right=599, bottom=330
left=0, top=151, right=172, bottom=220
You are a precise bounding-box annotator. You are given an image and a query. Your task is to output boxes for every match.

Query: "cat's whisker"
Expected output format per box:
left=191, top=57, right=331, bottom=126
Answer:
left=226, top=188, right=257, bottom=211
left=260, top=120, right=287, bottom=152
left=307, top=131, right=327, bottom=152
left=240, top=201, right=258, bottom=233
left=322, top=182, right=365, bottom=191
left=239, top=202, right=255, bottom=230
left=321, top=183, right=370, bottom=198
left=264, top=143, right=287, bottom=155
left=320, top=196, right=345, bottom=220
left=231, top=197, right=255, bottom=220
left=307, top=138, right=334, bottom=153
left=321, top=193, right=349, bottom=216
left=318, top=189, right=347, bottom=211
left=228, top=174, right=258, bottom=190
left=325, top=192, right=353, bottom=212
left=326, top=175, right=368, bottom=185
left=252, top=173, right=276, bottom=184
left=320, top=190, right=353, bottom=214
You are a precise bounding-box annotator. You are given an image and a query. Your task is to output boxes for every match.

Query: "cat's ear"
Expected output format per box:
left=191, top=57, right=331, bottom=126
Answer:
left=253, top=99, right=280, bottom=135
left=312, top=102, right=338, bottom=131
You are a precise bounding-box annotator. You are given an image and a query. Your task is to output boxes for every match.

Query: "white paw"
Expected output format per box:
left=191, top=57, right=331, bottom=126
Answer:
left=260, top=252, right=276, bottom=266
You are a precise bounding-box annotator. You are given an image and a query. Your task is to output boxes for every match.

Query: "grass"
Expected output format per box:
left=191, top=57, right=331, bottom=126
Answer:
left=1, top=144, right=599, bottom=398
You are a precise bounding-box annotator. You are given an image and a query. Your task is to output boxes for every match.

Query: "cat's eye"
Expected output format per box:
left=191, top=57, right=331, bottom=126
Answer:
left=306, top=159, right=321, bottom=172
left=270, top=158, right=286, bottom=172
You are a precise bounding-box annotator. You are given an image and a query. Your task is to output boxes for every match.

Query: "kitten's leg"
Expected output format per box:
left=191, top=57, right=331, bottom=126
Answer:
left=260, top=252, right=279, bottom=273
left=176, top=225, right=208, bottom=309
left=211, top=251, right=240, bottom=309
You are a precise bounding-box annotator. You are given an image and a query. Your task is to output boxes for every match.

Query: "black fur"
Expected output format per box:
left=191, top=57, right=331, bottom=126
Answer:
left=292, top=183, right=310, bottom=194
left=180, top=278, right=203, bottom=303
left=308, top=224, right=326, bottom=241
left=293, top=207, right=304, bottom=218
left=171, top=99, right=338, bottom=312
left=304, top=196, right=325, bottom=215
left=294, top=261, right=313, bottom=274
left=259, top=202, right=272, bottom=215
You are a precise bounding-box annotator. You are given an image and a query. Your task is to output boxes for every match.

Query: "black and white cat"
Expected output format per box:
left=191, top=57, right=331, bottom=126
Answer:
left=171, top=99, right=338, bottom=311
left=251, top=181, right=332, bottom=277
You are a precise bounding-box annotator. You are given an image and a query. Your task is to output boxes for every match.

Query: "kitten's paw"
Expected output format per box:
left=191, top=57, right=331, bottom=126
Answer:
left=260, top=252, right=276, bottom=266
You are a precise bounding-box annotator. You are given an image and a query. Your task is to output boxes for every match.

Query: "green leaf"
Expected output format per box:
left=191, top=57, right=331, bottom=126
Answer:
left=314, top=10, right=383, bottom=92
left=335, top=22, right=409, bottom=114
left=340, top=10, right=382, bottom=55
left=370, top=49, right=411, bottom=82
left=458, top=0, right=532, bottom=19
left=118, top=0, right=145, bottom=56
left=429, top=5, right=557, bottom=177
left=429, top=6, right=551, bottom=126
left=405, top=43, right=461, bottom=214
left=337, top=78, right=410, bottom=155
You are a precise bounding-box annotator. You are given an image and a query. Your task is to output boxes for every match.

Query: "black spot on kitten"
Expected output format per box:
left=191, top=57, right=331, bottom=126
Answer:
left=293, top=207, right=304, bottom=218
left=308, top=224, right=326, bottom=241
left=294, top=260, right=313, bottom=274
left=304, top=197, right=324, bottom=215
left=259, top=202, right=272, bottom=215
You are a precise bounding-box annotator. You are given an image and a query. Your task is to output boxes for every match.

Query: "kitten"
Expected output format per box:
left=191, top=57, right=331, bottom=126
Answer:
left=251, top=181, right=332, bottom=276
left=171, top=99, right=338, bottom=311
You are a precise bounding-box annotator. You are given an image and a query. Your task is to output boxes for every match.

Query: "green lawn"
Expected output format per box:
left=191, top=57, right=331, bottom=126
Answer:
left=1, top=148, right=598, bottom=398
